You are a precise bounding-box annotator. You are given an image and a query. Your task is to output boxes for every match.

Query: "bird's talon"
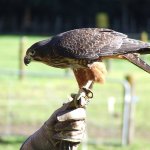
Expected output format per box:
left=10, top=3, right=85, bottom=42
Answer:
left=73, top=98, right=79, bottom=108
left=72, top=88, right=93, bottom=108
left=70, top=93, right=77, bottom=99
left=82, top=87, right=93, bottom=98
left=68, top=95, right=73, bottom=101
left=80, top=97, right=88, bottom=107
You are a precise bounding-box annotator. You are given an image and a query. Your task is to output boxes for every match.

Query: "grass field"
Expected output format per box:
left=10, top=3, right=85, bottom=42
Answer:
left=0, top=35, right=150, bottom=150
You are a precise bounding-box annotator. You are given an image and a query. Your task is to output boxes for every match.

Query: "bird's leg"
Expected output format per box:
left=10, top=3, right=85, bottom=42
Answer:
left=73, top=80, right=93, bottom=108
left=83, top=80, right=93, bottom=89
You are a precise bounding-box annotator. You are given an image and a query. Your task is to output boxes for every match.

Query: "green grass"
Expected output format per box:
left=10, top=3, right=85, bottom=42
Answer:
left=0, top=35, right=150, bottom=150
left=0, top=136, right=150, bottom=150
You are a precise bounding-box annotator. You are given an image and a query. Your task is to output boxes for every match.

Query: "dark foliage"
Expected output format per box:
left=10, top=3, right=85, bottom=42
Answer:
left=0, top=0, right=150, bottom=34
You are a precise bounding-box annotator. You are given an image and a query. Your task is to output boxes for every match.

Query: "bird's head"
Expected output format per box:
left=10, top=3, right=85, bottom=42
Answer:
left=24, top=39, right=51, bottom=66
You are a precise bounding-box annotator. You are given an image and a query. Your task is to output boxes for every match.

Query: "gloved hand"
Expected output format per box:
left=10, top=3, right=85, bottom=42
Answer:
left=20, top=101, right=86, bottom=150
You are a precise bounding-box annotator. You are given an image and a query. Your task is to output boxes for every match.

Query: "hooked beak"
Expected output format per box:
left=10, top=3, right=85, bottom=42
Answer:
left=24, top=55, right=31, bottom=66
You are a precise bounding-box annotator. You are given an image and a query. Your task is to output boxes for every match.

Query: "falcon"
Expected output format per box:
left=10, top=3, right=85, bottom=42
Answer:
left=24, top=28, right=150, bottom=88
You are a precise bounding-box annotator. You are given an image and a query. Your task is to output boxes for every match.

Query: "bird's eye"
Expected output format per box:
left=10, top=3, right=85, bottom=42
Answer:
left=30, top=50, right=35, bottom=56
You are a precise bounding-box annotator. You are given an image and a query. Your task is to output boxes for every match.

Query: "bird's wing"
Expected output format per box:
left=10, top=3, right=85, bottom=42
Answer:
left=52, top=28, right=127, bottom=59
left=52, top=28, right=150, bottom=59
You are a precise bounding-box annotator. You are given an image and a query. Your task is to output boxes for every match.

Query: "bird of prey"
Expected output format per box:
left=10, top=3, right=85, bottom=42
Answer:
left=24, top=28, right=150, bottom=88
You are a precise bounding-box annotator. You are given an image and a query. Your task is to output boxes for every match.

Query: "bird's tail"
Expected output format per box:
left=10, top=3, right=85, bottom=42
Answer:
left=123, top=53, right=150, bottom=74
left=137, top=47, right=150, bottom=55
left=115, top=38, right=150, bottom=55
left=133, top=39, right=150, bottom=55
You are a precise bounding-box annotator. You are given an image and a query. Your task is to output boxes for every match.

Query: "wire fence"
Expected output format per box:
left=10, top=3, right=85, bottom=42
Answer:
left=0, top=33, right=149, bottom=149
left=0, top=71, right=134, bottom=148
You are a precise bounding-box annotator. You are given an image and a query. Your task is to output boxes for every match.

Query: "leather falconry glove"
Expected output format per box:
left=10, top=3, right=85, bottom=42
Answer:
left=20, top=101, right=86, bottom=150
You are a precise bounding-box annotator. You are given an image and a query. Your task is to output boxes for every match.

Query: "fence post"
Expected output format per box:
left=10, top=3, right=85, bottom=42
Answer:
left=122, top=75, right=135, bottom=145
left=19, top=36, right=26, bottom=80
left=125, top=75, right=135, bottom=145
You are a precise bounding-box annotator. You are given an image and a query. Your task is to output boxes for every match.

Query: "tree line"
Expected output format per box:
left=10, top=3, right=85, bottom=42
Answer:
left=0, top=0, right=150, bottom=34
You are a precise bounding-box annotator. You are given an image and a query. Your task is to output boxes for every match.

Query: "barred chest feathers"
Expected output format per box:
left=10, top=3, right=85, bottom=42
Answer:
left=44, top=56, right=93, bottom=69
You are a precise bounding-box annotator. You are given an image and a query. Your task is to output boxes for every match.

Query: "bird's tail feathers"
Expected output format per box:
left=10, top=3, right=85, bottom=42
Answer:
left=121, top=38, right=150, bottom=55
left=123, top=53, right=150, bottom=74
left=131, top=39, right=150, bottom=54
left=137, top=47, right=150, bottom=55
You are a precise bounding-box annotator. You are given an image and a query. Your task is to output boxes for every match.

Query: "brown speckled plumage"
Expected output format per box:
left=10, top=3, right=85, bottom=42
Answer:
left=24, top=28, right=150, bottom=88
